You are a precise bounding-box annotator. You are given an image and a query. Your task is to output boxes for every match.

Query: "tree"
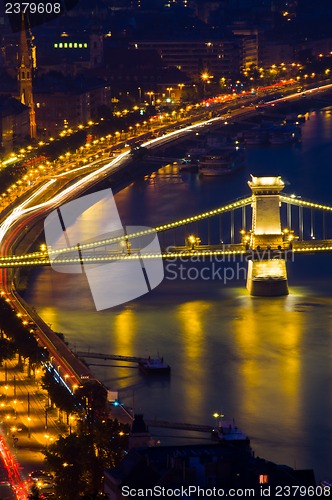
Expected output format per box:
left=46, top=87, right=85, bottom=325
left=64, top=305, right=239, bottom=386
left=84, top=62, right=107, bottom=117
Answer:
left=44, top=414, right=129, bottom=498
left=0, top=336, right=16, bottom=365
left=44, top=433, right=102, bottom=499
left=41, top=367, right=78, bottom=416
left=0, top=298, right=45, bottom=374
left=92, top=417, right=129, bottom=469
left=28, top=484, right=41, bottom=499
left=76, top=380, right=108, bottom=421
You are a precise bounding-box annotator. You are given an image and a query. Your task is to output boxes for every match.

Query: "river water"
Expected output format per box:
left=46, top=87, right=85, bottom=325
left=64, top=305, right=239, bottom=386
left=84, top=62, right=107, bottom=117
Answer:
left=25, top=110, right=332, bottom=481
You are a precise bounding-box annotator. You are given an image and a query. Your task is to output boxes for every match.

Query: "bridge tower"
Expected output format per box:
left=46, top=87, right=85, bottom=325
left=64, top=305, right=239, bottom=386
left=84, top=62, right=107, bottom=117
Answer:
left=247, top=175, right=289, bottom=296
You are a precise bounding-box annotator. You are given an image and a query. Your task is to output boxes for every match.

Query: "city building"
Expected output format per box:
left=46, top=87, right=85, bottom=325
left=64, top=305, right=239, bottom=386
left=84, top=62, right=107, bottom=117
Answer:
left=128, top=39, right=241, bottom=79
left=36, top=32, right=104, bottom=76
left=33, top=74, right=110, bottom=135
left=0, top=96, right=30, bottom=153
left=232, top=28, right=260, bottom=70
left=100, top=46, right=189, bottom=103
left=262, top=40, right=295, bottom=66
left=128, top=414, right=154, bottom=449
left=104, top=441, right=316, bottom=500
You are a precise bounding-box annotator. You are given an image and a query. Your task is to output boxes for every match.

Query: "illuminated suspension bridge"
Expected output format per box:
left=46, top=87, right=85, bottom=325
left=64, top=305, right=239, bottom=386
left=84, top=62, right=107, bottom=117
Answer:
left=1, top=176, right=332, bottom=295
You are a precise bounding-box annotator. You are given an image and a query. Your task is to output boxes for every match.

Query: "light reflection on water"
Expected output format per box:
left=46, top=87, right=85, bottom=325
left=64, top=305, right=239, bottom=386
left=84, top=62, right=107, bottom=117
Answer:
left=25, top=111, right=332, bottom=480
left=29, top=278, right=332, bottom=479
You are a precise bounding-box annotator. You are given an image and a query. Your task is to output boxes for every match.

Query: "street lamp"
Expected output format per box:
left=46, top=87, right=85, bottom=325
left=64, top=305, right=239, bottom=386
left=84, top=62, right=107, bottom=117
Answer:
left=146, top=91, right=154, bottom=105
left=187, top=235, right=201, bottom=250
left=44, top=434, right=53, bottom=449
left=45, top=405, right=49, bottom=430
left=201, top=72, right=209, bottom=82
left=178, top=83, right=184, bottom=94
left=69, top=414, right=75, bottom=434
left=213, top=411, right=224, bottom=432
left=166, top=87, right=173, bottom=101
left=201, top=72, right=211, bottom=96
left=27, top=416, right=31, bottom=439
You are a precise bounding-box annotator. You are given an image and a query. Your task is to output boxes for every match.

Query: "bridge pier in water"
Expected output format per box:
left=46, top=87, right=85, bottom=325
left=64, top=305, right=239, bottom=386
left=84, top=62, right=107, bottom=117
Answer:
left=246, top=176, right=289, bottom=297
left=246, top=258, right=288, bottom=296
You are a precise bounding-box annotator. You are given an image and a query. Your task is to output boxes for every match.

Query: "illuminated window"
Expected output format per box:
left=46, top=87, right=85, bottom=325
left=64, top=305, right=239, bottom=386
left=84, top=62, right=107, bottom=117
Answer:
left=69, top=43, right=73, bottom=48
left=74, top=43, right=78, bottom=48
left=59, top=43, right=63, bottom=48
left=84, top=43, right=88, bottom=48
left=64, top=43, right=68, bottom=48
left=54, top=43, right=58, bottom=48
left=259, top=475, right=268, bottom=484
left=79, top=43, right=83, bottom=48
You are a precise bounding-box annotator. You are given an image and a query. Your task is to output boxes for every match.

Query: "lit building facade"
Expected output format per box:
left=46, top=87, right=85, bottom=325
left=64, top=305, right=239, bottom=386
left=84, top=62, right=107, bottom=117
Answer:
left=0, top=96, right=29, bottom=153
left=34, top=77, right=110, bottom=135
left=129, top=39, right=241, bottom=79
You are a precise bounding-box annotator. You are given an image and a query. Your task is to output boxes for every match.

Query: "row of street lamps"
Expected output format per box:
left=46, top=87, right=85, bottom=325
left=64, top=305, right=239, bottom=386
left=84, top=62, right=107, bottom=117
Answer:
left=1, top=357, right=76, bottom=452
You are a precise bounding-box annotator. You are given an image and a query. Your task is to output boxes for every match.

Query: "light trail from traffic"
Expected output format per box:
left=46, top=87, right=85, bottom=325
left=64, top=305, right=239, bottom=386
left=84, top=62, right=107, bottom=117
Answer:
left=0, top=435, right=28, bottom=499
left=263, top=82, right=332, bottom=105
left=0, top=112, right=231, bottom=249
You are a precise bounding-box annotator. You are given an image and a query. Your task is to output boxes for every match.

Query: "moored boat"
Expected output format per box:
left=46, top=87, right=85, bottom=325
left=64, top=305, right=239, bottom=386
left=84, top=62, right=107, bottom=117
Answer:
left=179, top=160, right=199, bottom=173
left=198, top=146, right=245, bottom=176
left=138, top=356, right=171, bottom=375
left=269, top=132, right=294, bottom=144
left=211, top=417, right=250, bottom=445
left=244, top=129, right=269, bottom=145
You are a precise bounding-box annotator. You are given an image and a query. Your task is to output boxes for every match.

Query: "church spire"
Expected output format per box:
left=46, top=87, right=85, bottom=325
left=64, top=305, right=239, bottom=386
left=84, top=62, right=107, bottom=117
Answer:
left=19, top=13, right=31, bottom=68
left=18, top=13, right=36, bottom=138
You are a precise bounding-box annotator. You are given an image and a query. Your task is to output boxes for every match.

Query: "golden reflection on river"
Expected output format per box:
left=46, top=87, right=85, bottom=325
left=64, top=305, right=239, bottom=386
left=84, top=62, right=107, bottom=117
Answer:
left=176, top=301, right=211, bottom=415
left=113, top=310, right=136, bottom=356
left=37, top=306, right=60, bottom=331
left=232, top=295, right=302, bottom=427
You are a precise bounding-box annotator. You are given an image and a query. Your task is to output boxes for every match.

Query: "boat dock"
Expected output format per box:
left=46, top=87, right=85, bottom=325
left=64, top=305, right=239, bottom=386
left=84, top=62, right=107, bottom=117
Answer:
left=145, top=419, right=212, bottom=433
left=145, top=418, right=249, bottom=442
left=76, top=351, right=148, bottom=363
left=145, top=155, right=184, bottom=165
left=76, top=351, right=170, bottom=374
